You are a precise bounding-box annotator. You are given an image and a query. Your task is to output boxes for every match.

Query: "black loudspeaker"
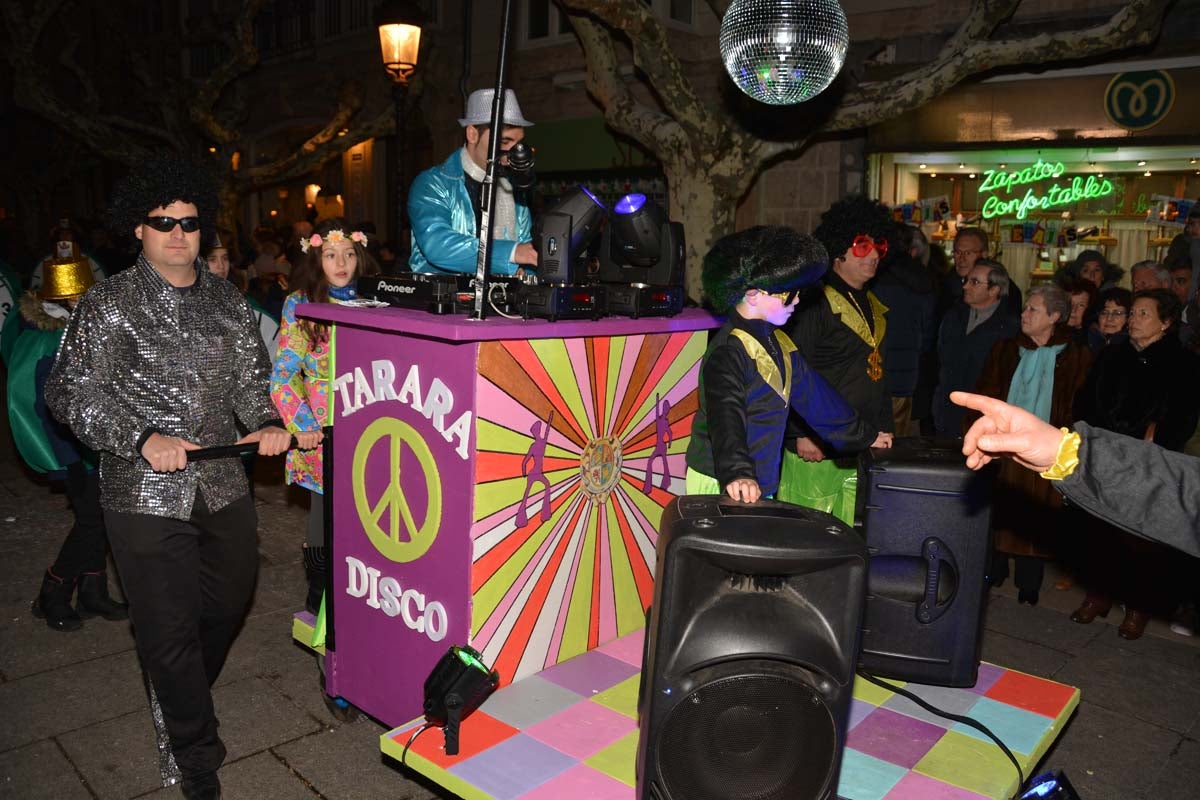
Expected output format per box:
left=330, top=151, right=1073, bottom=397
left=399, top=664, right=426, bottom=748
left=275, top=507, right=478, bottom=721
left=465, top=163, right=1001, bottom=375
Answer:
left=858, top=439, right=994, bottom=687
left=637, top=496, right=868, bottom=800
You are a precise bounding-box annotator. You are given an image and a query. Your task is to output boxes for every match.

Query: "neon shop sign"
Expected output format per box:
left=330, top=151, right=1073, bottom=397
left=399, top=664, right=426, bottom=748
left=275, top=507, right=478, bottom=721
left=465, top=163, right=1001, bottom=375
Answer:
left=978, top=159, right=1114, bottom=220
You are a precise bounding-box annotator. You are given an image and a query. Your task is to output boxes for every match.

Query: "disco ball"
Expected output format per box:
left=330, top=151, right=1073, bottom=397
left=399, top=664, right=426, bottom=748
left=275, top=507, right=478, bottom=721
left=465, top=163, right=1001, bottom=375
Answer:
left=719, top=0, right=849, bottom=106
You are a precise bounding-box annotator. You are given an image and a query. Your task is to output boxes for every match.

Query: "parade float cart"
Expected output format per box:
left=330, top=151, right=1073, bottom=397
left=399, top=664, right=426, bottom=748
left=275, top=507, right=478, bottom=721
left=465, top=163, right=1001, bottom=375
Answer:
left=288, top=303, right=1080, bottom=800
left=291, top=304, right=719, bottom=728
left=380, top=628, right=1080, bottom=800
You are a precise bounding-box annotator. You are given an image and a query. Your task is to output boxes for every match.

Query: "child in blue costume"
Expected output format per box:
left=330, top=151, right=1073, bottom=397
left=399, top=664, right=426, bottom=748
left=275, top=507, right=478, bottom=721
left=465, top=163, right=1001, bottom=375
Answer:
left=685, top=226, right=892, bottom=503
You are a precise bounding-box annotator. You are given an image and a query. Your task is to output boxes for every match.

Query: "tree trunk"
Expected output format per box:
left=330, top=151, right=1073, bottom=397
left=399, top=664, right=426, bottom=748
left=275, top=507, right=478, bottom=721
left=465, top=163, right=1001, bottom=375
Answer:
left=666, top=165, right=737, bottom=304
left=217, top=178, right=242, bottom=241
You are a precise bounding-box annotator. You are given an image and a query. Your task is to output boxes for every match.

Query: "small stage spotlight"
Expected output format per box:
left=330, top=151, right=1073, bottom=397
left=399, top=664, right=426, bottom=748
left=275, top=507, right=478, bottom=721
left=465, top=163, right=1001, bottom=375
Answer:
left=423, top=645, right=499, bottom=755
left=1020, top=770, right=1082, bottom=799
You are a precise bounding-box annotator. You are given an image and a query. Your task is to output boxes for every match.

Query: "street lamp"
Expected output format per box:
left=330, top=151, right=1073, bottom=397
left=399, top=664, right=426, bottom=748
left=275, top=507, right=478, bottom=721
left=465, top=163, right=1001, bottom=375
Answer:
left=376, top=0, right=425, bottom=264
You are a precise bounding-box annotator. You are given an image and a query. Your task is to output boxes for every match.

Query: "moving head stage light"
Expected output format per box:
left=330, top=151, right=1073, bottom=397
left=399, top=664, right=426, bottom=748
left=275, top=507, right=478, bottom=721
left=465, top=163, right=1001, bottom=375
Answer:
left=516, top=185, right=608, bottom=321
left=597, top=193, right=685, bottom=318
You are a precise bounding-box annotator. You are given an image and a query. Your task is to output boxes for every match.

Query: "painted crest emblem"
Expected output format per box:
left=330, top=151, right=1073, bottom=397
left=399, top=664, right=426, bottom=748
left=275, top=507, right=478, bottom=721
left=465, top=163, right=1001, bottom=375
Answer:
left=579, top=436, right=623, bottom=503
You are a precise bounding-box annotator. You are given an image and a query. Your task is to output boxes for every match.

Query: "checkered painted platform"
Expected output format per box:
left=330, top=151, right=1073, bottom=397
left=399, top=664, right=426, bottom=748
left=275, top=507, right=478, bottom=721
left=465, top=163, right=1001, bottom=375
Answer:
left=380, top=629, right=1079, bottom=800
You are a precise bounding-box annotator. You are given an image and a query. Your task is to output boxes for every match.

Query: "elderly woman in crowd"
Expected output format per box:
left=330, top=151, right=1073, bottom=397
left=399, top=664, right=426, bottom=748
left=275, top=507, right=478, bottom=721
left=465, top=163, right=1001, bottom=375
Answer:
left=970, top=285, right=1093, bottom=605
left=1060, top=277, right=1099, bottom=351
left=1071, top=289, right=1200, bottom=638
left=1054, top=249, right=1122, bottom=291
left=1093, top=287, right=1132, bottom=350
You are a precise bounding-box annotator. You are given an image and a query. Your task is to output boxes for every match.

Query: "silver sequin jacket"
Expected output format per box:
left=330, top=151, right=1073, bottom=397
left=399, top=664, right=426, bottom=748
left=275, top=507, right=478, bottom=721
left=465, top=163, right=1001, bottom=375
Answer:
left=46, top=255, right=279, bottom=519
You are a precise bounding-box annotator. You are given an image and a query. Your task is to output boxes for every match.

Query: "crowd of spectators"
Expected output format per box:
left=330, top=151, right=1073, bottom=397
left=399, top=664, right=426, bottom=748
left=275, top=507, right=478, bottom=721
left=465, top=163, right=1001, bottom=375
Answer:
left=874, top=209, right=1200, bottom=640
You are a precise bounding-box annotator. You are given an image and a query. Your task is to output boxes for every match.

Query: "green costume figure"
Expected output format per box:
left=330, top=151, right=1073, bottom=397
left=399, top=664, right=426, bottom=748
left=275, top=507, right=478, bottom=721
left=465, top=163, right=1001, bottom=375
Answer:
left=8, top=258, right=128, bottom=631
left=780, top=196, right=896, bottom=524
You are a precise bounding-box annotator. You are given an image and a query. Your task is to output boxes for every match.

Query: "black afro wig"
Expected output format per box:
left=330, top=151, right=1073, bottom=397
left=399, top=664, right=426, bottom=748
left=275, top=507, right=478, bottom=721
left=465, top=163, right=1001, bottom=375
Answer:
left=812, top=195, right=893, bottom=264
left=106, top=153, right=220, bottom=242
left=702, top=225, right=828, bottom=312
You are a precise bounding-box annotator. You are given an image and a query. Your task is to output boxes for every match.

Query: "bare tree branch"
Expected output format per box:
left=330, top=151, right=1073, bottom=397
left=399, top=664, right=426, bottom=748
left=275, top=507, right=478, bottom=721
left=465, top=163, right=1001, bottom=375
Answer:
left=192, top=0, right=270, bottom=144
left=59, top=34, right=101, bottom=111
left=96, top=115, right=180, bottom=147
left=566, top=14, right=686, bottom=159
left=559, top=0, right=721, bottom=151
left=825, top=0, right=1169, bottom=132
left=240, top=83, right=383, bottom=190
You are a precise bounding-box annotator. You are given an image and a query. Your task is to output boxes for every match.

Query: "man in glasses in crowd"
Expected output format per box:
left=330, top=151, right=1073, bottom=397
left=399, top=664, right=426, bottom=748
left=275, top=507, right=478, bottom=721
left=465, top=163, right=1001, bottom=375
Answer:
left=942, top=226, right=1023, bottom=319
left=46, top=154, right=292, bottom=800
left=931, top=259, right=1019, bottom=436
left=778, top=196, right=897, bottom=523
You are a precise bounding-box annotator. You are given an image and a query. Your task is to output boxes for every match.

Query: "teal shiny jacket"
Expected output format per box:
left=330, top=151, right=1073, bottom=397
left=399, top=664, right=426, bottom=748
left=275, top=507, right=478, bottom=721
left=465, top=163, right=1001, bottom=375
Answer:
left=408, top=148, right=531, bottom=275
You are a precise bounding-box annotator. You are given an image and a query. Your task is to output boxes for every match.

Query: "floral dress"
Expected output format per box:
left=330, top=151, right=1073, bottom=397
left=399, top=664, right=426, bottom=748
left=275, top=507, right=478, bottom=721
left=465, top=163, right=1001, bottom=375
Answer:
left=270, top=290, right=331, bottom=492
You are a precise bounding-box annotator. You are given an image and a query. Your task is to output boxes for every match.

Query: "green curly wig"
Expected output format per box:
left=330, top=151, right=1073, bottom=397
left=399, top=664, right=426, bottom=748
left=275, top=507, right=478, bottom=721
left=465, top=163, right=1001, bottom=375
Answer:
left=106, top=153, right=220, bottom=241
left=702, top=226, right=829, bottom=312
left=812, top=195, right=893, bottom=263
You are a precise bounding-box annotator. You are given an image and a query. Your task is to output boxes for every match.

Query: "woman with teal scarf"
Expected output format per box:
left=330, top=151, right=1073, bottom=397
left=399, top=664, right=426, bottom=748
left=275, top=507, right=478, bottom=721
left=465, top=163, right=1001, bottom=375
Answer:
left=968, top=285, right=1093, bottom=606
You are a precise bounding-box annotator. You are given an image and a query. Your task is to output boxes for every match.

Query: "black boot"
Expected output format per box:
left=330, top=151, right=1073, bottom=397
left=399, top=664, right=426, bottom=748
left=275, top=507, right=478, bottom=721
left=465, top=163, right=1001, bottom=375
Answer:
left=180, top=771, right=221, bottom=800
left=76, top=571, right=129, bottom=620
left=303, top=545, right=327, bottom=615
left=31, top=569, right=83, bottom=632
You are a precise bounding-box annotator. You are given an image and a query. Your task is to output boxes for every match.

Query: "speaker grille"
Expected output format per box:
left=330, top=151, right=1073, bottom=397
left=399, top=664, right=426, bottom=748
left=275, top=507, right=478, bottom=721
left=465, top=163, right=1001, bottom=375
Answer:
left=656, top=667, right=837, bottom=800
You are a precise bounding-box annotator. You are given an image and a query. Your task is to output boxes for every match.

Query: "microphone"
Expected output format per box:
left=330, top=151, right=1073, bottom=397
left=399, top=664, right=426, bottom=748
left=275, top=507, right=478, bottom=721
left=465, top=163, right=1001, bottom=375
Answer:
left=504, top=142, right=536, bottom=191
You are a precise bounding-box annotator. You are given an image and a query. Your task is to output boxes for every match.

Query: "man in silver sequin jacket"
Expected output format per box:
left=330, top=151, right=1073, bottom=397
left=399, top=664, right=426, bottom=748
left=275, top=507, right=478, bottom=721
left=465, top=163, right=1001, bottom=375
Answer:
left=45, top=155, right=291, bottom=800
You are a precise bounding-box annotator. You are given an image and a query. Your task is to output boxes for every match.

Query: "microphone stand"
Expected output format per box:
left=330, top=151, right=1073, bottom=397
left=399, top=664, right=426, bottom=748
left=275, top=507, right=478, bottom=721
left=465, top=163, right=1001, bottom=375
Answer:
left=470, top=0, right=516, bottom=321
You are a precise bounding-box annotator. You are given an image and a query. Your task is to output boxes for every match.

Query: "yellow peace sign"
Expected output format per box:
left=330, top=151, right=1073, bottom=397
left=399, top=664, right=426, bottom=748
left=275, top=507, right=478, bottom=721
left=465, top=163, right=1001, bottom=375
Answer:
left=352, top=417, right=443, bottom=563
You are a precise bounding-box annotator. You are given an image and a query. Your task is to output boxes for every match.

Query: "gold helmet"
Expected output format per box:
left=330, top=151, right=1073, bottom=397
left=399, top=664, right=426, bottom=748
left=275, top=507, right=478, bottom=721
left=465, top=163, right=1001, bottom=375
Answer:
left=41, top=257, right=95, bottom=301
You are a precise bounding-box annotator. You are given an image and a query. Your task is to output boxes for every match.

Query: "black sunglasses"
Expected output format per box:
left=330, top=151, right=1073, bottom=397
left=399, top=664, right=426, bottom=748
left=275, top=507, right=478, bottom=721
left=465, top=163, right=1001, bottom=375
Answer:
left=143, top=215, right=201, bottom=233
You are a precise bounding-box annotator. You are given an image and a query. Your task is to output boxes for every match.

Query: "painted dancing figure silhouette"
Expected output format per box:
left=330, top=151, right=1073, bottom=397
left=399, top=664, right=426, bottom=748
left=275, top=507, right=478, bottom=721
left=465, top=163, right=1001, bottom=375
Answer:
left=517, top=410, right=554, bottom=527
left=643, top=393, right=673, bottom=494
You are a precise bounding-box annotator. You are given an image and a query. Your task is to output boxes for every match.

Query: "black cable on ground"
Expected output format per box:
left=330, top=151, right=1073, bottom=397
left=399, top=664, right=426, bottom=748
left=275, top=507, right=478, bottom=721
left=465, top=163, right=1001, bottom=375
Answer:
left=857, top=670, right=1025, bottom=799
left=401, top=722, right=436, bottom=767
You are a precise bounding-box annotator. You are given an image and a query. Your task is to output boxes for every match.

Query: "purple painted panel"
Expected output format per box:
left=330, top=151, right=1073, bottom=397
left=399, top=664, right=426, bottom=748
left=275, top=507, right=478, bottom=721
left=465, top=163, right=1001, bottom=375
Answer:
left=325, top=325, right=478, bottom=727
left=300, top=304, right=721, bottom=342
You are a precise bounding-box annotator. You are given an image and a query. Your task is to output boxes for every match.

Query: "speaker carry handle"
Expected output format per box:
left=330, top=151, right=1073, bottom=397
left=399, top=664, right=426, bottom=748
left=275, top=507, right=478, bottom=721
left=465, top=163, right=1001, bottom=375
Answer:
left=917, top=537, right=956, bottom=624
left=866, top=536, right=958, bottom=624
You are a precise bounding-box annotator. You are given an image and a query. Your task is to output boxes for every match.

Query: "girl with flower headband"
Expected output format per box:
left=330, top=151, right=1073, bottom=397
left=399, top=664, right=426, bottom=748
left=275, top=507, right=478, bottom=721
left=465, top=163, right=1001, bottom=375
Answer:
left=270, top=217, right=379, bottom=613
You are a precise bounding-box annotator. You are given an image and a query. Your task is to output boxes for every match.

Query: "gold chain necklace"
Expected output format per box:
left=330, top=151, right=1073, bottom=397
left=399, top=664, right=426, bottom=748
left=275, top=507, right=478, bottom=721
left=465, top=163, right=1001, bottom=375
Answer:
left=843, top=290, right=884, bottom=382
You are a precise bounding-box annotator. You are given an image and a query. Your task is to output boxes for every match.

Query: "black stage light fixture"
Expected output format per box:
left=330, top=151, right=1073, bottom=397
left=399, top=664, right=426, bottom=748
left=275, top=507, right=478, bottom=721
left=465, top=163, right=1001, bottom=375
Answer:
left=1020, top=770, right=1082, bottom=799
left=423, top=645, right=500, bottom=755
left=598, top=192, right=685, bottom=318
left=610, top=193, right=666, bottom=266
left=533, top=185, right=607, bottom=285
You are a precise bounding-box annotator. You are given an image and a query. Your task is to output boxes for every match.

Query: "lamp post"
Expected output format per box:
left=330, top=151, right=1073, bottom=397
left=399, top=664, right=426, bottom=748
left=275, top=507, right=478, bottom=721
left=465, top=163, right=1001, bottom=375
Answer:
left=376, top=0, right=425, bottom=263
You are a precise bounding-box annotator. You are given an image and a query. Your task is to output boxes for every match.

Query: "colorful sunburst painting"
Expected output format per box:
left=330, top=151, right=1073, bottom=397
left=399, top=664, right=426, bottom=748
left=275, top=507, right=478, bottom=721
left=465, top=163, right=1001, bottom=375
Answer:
left=469, top=330, right=707, bottom=685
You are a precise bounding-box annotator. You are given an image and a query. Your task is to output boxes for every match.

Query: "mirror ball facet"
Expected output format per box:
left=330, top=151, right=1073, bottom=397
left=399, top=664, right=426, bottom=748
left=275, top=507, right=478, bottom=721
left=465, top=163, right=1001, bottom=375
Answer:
left=719, top=0, right=849, bottom=105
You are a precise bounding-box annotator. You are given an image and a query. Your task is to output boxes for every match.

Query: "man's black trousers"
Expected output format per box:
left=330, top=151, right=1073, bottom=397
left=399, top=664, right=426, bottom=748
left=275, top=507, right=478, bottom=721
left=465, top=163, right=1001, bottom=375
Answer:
left=105, top=493, right=258, bottom=779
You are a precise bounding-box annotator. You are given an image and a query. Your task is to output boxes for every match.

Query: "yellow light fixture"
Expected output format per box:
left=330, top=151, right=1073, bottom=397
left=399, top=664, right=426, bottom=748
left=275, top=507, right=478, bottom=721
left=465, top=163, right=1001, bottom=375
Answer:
left=376, top=0, right=425, bottom=86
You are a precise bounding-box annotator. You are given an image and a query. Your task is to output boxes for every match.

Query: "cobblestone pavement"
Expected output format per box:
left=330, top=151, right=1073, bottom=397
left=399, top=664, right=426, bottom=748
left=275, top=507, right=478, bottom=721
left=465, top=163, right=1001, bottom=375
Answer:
left=1, top=397, right=1197, bottom=799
